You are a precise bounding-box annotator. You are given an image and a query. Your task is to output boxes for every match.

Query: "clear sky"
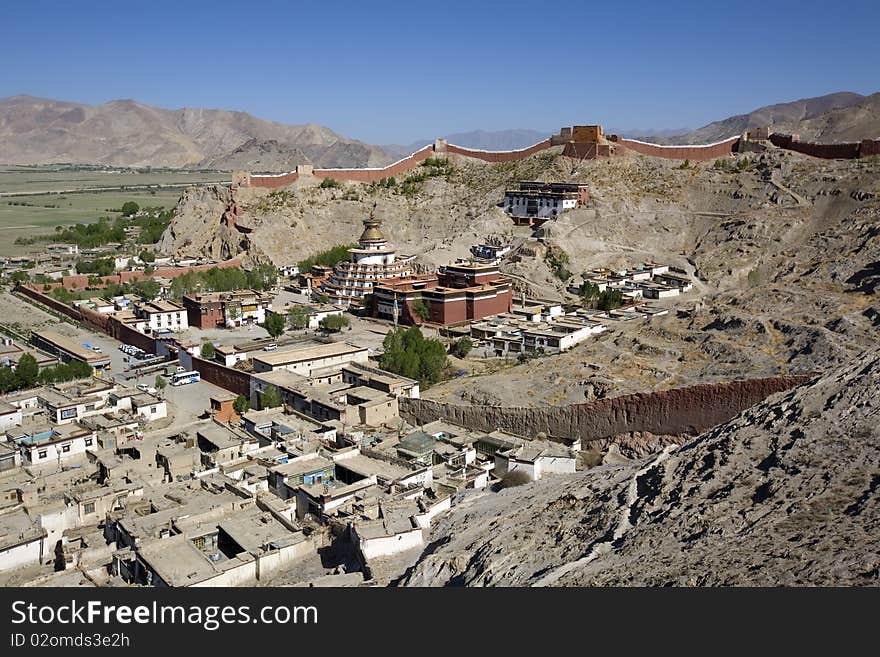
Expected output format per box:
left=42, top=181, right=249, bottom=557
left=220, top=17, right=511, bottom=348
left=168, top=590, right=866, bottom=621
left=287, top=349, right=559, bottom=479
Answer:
left=2, top=0, right=878, bottom=144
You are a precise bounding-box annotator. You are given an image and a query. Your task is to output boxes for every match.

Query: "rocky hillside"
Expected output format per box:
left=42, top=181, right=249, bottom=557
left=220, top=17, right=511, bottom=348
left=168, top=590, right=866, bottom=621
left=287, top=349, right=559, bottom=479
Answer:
left=401, top=349, right=880, bottom=586
left=0, top=95, right=391, bottom=168
left=158, top=150, right=565, bottom=269
left=654, top=91, right=878, bottom=144
left=161, top=145, right=879, bottom=408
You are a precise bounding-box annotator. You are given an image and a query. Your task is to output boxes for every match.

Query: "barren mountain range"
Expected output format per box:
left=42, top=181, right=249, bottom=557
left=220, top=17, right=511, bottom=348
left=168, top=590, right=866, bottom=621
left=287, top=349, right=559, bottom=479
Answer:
left=0, top=95, right=390, bottom=169
left=2, top=91, right=878, bottom=171
left=652, top=92, right=880, bottom=144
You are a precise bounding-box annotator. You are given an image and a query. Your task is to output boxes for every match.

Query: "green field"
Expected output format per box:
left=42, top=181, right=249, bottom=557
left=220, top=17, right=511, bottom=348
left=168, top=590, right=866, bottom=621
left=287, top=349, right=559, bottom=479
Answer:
left=0, top=165, right=229, bottom=256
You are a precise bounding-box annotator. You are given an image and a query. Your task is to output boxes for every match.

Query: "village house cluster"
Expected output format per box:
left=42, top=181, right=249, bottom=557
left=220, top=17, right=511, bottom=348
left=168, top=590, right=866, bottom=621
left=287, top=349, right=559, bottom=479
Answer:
left=569, top=263, right=694, bottom=301
left=0, top=332, right=583, bottom=586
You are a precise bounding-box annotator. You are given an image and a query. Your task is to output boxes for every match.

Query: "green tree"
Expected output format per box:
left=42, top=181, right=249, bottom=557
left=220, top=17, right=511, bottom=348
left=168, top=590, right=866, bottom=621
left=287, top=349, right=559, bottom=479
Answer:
left=412, top=299, right=430, bottom=323
left=121, top=201, right=140, bottom=216
left=264, top=313, right=286, bottom=338
left=132, top=279, right=160, bottom=301
left=260, top=385, right=282, bottom=409
left=596, top=289, right=624, bottom=311
left=319, top=314, right=349, bottom=333
left=297, top=244, right=356, bottom=273
left=579, top=281, right=601, bottom=306
left=233, top=395, right=250, bottom=415
left=246, top=263, right=278, bottom=291
left=15, top=353, right=39, bottom=389
left=51, top=287, right=75, bottom=304
left=452, top=336, right=472, bottom=358
left=319, top=177, right=341, bottom=189
left=139, top=249, right=156, bottom=263
left=155, top=375, right=167, bottom=397
left=0, top=366, right=16, bottom=393
left=287, top=305, right=310, bottom=330
left=200, top=342, right=216, bottom=359
left=379, top=326, right=448, bottom=387
left=76, top=257, right=115, bottom=277
left=10, top=271, right=30, bottom=285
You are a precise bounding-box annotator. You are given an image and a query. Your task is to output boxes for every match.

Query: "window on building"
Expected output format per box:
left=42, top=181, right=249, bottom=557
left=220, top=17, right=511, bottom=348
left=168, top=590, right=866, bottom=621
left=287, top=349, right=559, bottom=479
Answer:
left=62, top=444, right=71, bottom=453
left=83, top=502, right=95, bottom=515
left=85, top=438, right=93, bottom=447
left=38, top=450, right=47, bottom=459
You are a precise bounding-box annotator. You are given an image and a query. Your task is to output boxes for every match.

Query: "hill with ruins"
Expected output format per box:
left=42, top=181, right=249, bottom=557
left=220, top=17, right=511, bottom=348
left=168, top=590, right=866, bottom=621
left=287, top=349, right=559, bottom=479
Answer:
left=159, top=132, right=880, bottom=409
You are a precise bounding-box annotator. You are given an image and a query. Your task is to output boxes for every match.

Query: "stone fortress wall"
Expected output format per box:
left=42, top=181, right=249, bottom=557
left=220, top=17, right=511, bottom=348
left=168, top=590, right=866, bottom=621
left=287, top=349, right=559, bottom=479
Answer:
left=236, top=124, right=880, bottom=190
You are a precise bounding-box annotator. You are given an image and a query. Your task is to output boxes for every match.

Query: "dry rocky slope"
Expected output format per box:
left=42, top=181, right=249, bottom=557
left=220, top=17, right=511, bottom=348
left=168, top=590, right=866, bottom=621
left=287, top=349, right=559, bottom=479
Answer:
left=0, top=95, right=390, bottom=169
left=161, top=145, right=880, bottom=408
left=654, top=91, right=879, bottom=144
left=401, top=350, right=880, bottom=586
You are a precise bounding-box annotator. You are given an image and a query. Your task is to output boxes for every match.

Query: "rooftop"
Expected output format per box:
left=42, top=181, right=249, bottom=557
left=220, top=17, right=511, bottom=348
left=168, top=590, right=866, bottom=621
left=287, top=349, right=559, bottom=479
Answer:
left=252, top=342, right=367, bottom=368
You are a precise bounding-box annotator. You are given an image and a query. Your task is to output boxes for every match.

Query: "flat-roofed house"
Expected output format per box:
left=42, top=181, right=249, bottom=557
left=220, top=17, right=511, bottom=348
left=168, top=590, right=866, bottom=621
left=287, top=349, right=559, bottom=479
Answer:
left=251, top=342, right=369, bottom=376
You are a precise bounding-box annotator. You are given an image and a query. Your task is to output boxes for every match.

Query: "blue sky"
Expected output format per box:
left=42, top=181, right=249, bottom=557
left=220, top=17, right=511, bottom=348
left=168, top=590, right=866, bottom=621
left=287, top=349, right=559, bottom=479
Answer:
left=1, top=0, right=877, bottom=143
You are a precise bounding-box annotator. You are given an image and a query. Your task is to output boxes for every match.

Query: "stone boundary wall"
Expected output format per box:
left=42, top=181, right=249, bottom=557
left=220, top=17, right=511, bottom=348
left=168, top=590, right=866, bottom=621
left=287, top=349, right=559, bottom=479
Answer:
left=245, top=140, right=555, bottom=189
left=313, top=145, right=437, bottom=183
left=445, top=139, right=554, bottom=163
left=247, top=171, right=300, bottom=189
left=400, top=375, right=812, bottom=442
left=17, top=284, right=159, bottom=355
left=188, top=355, right=251, bottom=397
left=616, top=136, right=740, bottom=161
left=770, top=132, right=864, bottom=160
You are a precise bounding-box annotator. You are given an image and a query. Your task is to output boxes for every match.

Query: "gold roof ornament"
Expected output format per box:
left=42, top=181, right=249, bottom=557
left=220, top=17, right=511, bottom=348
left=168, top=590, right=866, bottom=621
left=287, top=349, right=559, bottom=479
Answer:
left=359, top=214, right=386, bottom=244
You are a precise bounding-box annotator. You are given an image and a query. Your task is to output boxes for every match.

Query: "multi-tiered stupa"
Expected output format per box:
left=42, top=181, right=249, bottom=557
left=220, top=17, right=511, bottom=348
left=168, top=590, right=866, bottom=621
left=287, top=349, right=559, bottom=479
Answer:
left=319, top=217, right=414, bottom=307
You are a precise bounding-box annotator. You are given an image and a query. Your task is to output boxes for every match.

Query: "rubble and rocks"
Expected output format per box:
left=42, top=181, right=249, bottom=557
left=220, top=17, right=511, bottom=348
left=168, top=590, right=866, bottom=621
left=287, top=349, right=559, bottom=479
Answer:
left=401, top=349, right=880, bottom=586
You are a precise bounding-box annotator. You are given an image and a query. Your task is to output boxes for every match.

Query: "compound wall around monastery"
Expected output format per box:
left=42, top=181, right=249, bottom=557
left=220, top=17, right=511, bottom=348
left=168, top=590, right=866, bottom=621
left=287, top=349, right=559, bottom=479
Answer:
left=400, top=375, right=812, bottom=442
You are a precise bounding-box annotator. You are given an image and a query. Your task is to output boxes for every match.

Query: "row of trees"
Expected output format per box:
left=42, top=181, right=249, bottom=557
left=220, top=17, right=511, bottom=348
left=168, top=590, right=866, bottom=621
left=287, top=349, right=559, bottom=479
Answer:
left=0, top=354, right=92, bottom=393
left=379, top=326, right=447, bottom=386
left=297, top=244, right=355, bottom=274
left=263, top=308, right=350, bottom=339
left=578, top=281, right=624, bottom=311
left=169, top=264, right=278, bottom=300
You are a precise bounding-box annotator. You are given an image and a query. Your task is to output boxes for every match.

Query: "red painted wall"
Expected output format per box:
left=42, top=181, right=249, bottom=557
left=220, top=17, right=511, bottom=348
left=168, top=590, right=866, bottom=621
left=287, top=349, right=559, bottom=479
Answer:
left=248, top=171, right=300, bottom=189
left=189, top=355, right=251, bottom=397
left=768, top=134, right=860, bottom=159
left=618, top=137, right=740, bottom=161
left=313, top=146, right=436, bottom=184
left=445, top=139, right=553, bottom=163
left=247, top=140, right=554, bottom=189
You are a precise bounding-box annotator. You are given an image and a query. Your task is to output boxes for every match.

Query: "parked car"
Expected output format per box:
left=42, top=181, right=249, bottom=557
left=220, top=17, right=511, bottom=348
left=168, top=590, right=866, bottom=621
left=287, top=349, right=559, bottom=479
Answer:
left=263, top=344, right=277, bottom=351
left=136, top=383, right=157, bottom=394
left=175, top=366, right=186, bottom=373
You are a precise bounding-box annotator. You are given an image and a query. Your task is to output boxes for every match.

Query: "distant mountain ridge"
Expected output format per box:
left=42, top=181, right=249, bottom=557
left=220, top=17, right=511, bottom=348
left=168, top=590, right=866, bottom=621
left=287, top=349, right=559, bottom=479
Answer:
left=2, top=91, right=878, bottom=171
left=0, top=95, right=391, bottom=170
left=646, top=92, right=879, bottom=144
